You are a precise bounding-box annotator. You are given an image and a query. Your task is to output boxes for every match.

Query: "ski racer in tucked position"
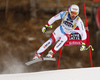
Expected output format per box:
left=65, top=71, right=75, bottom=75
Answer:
left=33, top=4, right=87, bottom=60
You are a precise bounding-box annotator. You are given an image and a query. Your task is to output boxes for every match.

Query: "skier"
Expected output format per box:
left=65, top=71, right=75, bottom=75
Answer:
left=33, top=4, right=87, bottom=60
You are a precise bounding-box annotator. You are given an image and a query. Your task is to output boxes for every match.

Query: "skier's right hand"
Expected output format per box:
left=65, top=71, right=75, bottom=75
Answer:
left=42, top=25, right=52, bottom=33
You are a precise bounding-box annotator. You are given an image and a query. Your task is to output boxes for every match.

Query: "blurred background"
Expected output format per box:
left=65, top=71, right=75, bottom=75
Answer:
left=0, top=0, right=100, bottom=74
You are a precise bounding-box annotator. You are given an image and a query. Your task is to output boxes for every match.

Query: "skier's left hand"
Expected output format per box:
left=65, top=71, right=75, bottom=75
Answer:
left=42, top=25, right=52, bottom=33
left=80, top=42, right=86, bottom=51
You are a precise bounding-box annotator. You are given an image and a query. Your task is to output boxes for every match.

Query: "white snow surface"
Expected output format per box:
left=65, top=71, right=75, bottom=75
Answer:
left=0, top=67, right=100, bottom=80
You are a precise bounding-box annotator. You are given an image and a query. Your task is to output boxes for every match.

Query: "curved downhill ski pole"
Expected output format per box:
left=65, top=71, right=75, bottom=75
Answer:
left=57, top=47, right=62, bottom=70
left=85, top=45, right=94, bottom=51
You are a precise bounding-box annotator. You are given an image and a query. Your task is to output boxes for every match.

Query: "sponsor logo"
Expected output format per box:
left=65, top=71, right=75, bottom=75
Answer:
left=63, top=21, right=73, bottom=28
left=72, top=8, right=78, bottom=11
left=70, top=33, right=81, bottom=40
left=56, top=41, right=63, bottom=48
left=69, top=41, right=81, bottom=45
left=43, top=41, right=50, bottom=48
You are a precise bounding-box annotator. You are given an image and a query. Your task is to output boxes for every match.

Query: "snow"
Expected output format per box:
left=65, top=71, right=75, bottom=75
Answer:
left=0, top=67, right=100, bottom=80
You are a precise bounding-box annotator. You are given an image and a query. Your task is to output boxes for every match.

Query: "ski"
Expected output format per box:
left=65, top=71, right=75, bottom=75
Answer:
left=43, top=57, right=56, bottom=61
left=25, top=58, right=42, bottom=66
left=25, top=57, right=56, bottom=66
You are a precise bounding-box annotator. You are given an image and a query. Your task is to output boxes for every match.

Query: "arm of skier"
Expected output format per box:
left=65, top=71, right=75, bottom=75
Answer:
left=77, top=18, right=87, bottom=51
left=46, top=13, right=62, bottom=26
left=77, top=18, right=87, bottom=43
left=42, top=11, right=65, bottom=33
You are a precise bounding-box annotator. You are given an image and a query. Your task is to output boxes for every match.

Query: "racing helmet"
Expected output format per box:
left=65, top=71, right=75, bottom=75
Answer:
left=68, top=4, right=79, bottom=16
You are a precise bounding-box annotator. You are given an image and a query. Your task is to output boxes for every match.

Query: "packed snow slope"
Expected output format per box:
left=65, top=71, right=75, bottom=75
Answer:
left=0, top=67, right=100, bottom=80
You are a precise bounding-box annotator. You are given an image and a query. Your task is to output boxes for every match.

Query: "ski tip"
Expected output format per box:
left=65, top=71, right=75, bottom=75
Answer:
left=25, top=63, right=30, bottom=66
left=25, top=58, right=43, bottom=66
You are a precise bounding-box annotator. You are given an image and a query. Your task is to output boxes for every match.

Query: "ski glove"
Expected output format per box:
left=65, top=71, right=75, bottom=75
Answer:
left=80, top=42, right=86, bottom=51
left=42, top=25, right=52, bottom=33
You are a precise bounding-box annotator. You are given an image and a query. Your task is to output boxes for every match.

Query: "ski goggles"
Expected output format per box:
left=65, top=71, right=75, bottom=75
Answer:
left=70, top=12, right=78, bottom=16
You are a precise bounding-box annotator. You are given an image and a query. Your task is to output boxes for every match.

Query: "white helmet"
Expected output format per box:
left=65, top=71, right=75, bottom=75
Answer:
left=68, top=4, right=79, bottom=16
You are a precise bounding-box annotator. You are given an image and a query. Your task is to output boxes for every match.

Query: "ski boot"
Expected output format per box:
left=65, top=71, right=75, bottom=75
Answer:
left=46, top=50, right=54, bottom=58
left=43, top=50, right=56, bottom=61
left=33, top=54, right=41, bottom=60
left=25, top=54, right=42, bottom=65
